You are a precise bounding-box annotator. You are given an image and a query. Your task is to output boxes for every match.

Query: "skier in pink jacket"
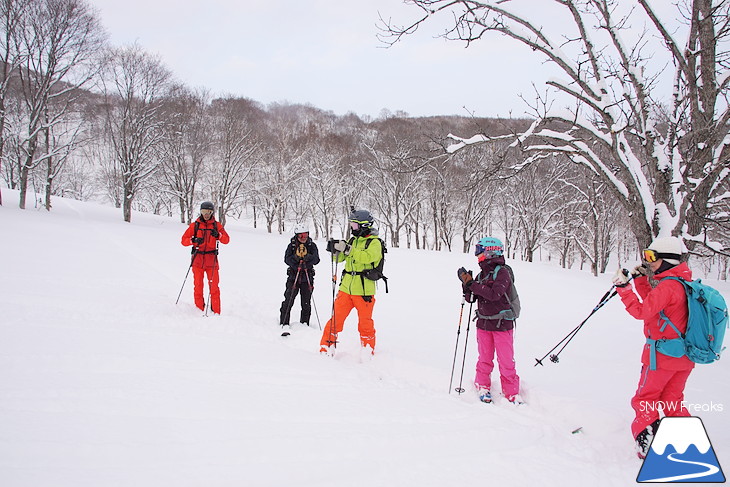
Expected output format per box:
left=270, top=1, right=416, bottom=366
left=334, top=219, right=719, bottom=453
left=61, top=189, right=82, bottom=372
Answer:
left=611, top=236, right=694, bottom=459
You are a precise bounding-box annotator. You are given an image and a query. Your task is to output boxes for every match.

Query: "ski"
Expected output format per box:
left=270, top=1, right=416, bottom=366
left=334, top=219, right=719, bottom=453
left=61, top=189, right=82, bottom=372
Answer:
left=281, top=324, right=291, bottom=337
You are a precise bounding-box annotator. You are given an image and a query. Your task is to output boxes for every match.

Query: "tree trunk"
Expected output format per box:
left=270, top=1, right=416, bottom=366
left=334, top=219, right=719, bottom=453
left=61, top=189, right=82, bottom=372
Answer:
left=123, top=182, right=133, bottom=222
left=45, top=157, right=52, bottom=211
left=18, top=167, right=28, bottom=209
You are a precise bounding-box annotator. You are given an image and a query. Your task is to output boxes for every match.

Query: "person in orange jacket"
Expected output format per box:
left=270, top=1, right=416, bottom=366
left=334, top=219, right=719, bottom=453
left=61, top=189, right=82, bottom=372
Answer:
left=181, top=201, right=230, bottom=314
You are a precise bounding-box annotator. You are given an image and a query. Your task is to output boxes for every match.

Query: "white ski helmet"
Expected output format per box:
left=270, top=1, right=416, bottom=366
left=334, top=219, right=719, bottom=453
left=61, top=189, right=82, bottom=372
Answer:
left=647, top=236, right=683, bottom=265
left=293, top=223, right=309, bottom=234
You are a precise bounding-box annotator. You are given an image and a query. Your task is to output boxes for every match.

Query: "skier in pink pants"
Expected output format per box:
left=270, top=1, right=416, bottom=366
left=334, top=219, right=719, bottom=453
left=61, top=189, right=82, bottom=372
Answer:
left=458, top=237, right=521, bottom=404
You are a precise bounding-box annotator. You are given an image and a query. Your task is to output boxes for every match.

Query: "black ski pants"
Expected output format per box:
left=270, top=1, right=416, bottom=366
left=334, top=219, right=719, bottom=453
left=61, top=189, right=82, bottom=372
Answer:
left=279, top=274, right=313, bottom=325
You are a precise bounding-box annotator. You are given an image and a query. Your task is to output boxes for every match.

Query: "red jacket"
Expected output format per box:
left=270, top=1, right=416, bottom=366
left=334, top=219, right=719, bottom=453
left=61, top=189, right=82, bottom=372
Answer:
left=181, top=217, right=230, bottom=269
left=617, top=262, right=695, bottom=371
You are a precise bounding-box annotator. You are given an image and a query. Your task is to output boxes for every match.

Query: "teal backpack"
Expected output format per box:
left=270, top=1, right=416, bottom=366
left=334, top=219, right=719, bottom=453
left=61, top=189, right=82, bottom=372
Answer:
left=650, top=277, right=728, bottom=370
left=489, top=264, right=521, bottom=319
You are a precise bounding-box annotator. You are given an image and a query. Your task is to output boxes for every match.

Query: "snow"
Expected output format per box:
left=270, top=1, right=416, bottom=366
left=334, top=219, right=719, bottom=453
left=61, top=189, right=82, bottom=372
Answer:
left=1, top=188, right=729, bottom=487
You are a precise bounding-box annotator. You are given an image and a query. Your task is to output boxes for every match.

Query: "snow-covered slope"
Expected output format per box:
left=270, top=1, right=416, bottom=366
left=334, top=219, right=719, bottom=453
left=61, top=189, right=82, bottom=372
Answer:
left=1, top=190, right=728, bottom=487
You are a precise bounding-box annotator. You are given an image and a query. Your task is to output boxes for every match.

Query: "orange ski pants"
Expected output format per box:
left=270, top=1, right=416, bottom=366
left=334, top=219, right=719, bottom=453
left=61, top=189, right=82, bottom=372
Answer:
left=192, top=266, right=221, bottom=314
left=320, top=291, right=376, bottom=350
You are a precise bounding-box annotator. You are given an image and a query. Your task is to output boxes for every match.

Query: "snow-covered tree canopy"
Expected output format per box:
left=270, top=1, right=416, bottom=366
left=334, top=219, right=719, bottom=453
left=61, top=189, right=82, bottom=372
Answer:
left=381, top=0, right=730, bottom=255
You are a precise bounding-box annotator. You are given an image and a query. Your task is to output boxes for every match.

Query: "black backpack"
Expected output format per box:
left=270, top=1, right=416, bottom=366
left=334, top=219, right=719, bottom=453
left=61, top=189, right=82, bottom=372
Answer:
left=361, top=237, right=388, bottom=293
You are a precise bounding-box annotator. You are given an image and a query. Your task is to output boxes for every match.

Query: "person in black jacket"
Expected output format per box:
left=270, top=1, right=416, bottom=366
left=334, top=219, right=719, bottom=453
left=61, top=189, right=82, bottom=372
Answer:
left=279, top=224, right=320, bottom=332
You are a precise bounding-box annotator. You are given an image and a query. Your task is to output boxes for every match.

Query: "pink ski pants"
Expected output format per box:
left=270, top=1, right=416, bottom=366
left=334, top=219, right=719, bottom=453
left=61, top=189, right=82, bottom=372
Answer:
left=474, top=328, right=520, bottom=398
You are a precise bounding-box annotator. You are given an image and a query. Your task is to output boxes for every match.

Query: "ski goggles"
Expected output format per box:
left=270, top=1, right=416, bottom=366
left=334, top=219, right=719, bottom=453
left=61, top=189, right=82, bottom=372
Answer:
left=642, top=248, right=681, bottom=263
left=200, top=209, right=213, bottom=216
left=349, top=220, right=371, bottom=229
left=474, top=244, right=502, bottom=257
left=296, top=232, right=309, bottom=238
left=642, top=249, right=658, bottom=263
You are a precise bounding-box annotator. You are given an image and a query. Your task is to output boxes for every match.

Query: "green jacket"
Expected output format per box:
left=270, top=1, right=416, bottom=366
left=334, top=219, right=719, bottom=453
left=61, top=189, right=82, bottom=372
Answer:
left=335, top=235, right=382, bottom=296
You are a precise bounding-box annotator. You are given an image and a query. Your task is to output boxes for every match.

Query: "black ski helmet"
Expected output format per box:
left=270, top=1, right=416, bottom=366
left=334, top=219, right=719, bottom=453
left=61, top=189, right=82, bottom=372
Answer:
left=200, top=201, right=214, bottom=211
left=349, top=209, right=374, bottom=236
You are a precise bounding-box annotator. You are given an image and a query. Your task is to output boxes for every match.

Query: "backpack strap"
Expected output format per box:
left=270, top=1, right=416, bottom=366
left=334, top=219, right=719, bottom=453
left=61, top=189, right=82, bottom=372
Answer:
left=191, top=220, right=201, bottom=255
left=645, top=311, right=686, bottom=370
left=361, top=237, right=388, bottom=293
left=475, top=309, right=515, bottom=326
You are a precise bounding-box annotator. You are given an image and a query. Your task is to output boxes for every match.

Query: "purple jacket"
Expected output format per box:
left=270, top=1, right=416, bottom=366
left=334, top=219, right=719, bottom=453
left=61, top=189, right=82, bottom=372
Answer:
left=464, top=255, right=514, bottom=331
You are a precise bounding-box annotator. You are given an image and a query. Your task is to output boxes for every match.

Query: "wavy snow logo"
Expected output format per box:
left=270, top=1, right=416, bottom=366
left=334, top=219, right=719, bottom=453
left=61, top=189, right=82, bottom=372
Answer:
left=637, top=417, right=725, bottom=483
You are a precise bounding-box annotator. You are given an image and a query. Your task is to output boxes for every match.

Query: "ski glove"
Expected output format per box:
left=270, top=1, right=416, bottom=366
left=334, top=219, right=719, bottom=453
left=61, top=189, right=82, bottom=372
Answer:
left=327, top=239, right=349, bottom=254
left=211, top=228, right=220, bottom=239
left=457, top=267, right=473, bottom=286
left=333, top=240, right=350, bottom=254
left=192, top=237, right=204, bottom=245
left=611, top=268, right=630, bottom=288
left=326, top=239, right=337, bottom=253
left=631, top=264, right=648, bottom=278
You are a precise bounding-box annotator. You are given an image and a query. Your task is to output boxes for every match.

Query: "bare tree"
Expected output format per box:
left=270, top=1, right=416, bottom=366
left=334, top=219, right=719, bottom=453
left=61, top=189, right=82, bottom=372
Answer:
left=381, top=0, right=730, bottom=255
left=564, top=175, right=620, bottom=276
left=13, top=0, right=105, bottom=209
left=158, top=86, right=211, bottom=223
left=364, top=134, right=424, bottom=247
left=0, top=0, right=29, bottom=206
left=206, top=97, right=260, bottom=226
left=101, top=43, right=171, bottom=222
left=506, top=160, right=567, bottom=262
left=301, top=146, right=346, bottom=240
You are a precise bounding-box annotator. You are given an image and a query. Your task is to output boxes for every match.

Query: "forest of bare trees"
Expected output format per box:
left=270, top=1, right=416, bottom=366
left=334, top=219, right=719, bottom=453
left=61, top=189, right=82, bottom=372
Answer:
left=0, top=0, right=728, bottom=279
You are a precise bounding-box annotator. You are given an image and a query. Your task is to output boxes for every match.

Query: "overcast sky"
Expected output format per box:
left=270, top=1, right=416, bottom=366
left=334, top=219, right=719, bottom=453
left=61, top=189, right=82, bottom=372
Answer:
left=87, top=0, right=677, bottom=119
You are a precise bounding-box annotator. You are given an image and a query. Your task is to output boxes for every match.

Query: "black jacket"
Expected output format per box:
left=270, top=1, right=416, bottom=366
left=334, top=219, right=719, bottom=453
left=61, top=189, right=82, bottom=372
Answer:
left=284, top=236, right=320, bottom=281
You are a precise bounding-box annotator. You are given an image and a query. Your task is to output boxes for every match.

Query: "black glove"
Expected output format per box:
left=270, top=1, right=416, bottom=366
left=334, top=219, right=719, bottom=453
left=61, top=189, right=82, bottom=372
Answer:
left=326, top=239, right=338, bottom=253
left=192, top=237, right=204, bottom=245
left=457, top=267, right=473, bottom=286
left=211, top=228, right=220, bottom=239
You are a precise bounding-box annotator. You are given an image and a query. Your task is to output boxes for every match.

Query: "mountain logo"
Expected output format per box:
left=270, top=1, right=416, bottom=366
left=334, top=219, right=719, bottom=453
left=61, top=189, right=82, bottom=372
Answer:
left=637, top=416, right=725, bottom=483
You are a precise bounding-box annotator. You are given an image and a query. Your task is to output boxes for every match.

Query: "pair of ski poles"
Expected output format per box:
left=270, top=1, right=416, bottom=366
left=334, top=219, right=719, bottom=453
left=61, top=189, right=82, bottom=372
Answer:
left=282, top=263, right=322, bottom=330
left=448, top=271, right=632, bottom=393
left=174, top=242, right=219, bottom=317
left=448, top=296, right=474, bottom=394
left=534, top=270, right=632, bottom=366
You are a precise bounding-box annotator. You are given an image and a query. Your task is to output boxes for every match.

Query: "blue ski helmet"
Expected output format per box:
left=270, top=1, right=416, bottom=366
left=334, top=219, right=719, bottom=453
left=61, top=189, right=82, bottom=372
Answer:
left=475, top=237, right=504, bottom=257
left=200, top=201, right=215, bottom=211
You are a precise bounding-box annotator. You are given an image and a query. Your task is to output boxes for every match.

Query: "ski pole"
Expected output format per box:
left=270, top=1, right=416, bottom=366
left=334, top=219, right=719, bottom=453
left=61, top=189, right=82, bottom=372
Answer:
left=534, top=289, right=616, bottom=366
left=304, top=267, right=322, bottom=330
left=455, top=300, right=474, bottom=394
left=534, top=271, right=632, bottom=366
left=175, top=248, right=198, bottom=304
left=449, top=296, right=467, bottom=394
left=327, top=255, right=340, bottom=349
left=204, top=238, right=221, bottom=317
